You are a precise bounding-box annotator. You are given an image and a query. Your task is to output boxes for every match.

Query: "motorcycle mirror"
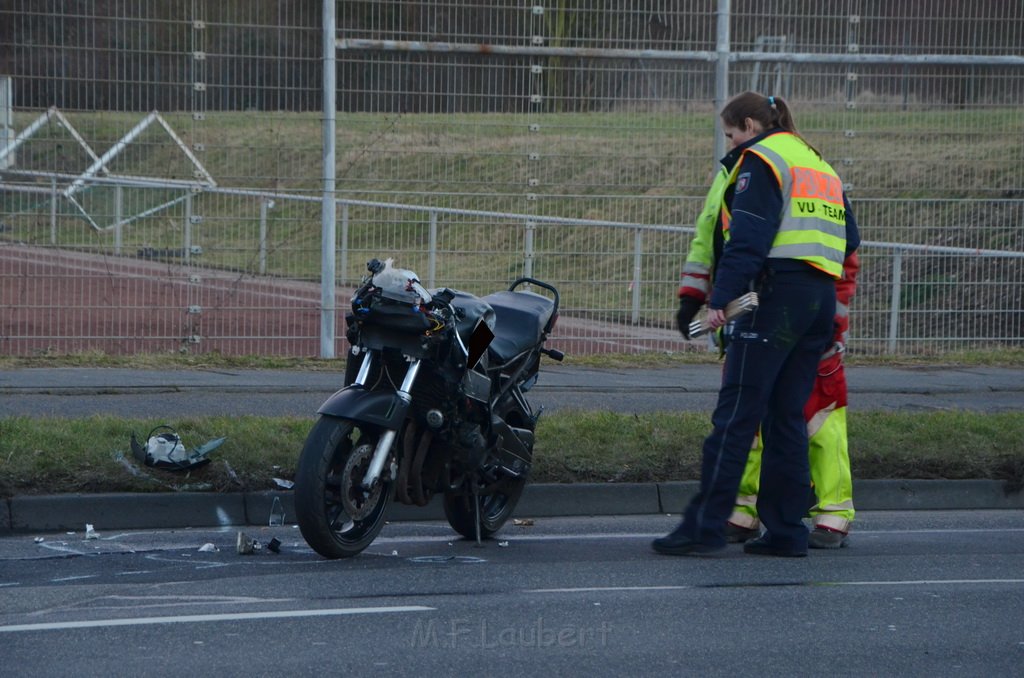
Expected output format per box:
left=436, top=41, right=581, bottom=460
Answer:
left=366, top=258, right=384, bottom=274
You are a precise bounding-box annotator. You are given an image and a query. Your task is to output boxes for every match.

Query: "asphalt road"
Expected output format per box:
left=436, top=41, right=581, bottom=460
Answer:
left=1, top=511, right=1022, bottom=676
left=1, top=364, right=1022, bottom=418
left=3, top=365, right=1022, bottom=675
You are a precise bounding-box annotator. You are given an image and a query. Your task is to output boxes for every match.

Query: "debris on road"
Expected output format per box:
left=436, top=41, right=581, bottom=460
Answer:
left=236, top=531, right=262, bottom=555
left=130, top=425, right=226, bottom=472
left=268, top=496, right=285, bottom=526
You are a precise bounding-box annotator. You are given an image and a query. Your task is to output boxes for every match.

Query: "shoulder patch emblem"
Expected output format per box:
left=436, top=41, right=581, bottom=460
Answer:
left=736, top=172, right=751, bottom=194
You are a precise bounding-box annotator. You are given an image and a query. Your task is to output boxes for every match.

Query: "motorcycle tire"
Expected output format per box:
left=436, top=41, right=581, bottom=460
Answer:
left=443, top=471, right=527, bottom=540
left=295, top=415, right=392, bottom=559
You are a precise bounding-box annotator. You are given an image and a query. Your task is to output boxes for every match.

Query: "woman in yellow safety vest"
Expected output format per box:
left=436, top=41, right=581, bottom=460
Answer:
left=653, top=91, right=860, bottom=557
left=677, top=153, right=859, bottom=550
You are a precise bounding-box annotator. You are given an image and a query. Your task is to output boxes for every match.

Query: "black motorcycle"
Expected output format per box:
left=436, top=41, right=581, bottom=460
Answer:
left=295, top=258, right=563, bottom=558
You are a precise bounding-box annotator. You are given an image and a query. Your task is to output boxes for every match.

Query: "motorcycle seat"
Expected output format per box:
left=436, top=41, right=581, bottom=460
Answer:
left=482, top=290, right=555, bottom=362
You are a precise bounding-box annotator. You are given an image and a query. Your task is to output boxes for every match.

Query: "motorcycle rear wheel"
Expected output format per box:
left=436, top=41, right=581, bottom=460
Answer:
left=443, top=470, right=527, bottom=540
left=295, top=415, right=391, bottom=559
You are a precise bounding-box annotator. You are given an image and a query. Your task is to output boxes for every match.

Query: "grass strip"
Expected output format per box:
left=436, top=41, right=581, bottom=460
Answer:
left=1, top=411, right=1022, bottom=497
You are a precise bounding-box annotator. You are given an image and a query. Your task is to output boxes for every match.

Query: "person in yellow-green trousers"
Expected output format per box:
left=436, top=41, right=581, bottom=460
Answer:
left=724, top=288, right=857, bottom=549
left=676, top=142, right=860, bottom=551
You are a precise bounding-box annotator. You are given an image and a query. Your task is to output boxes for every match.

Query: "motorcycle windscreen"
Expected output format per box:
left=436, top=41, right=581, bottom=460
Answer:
left=466, top=319, right=494, bottom=369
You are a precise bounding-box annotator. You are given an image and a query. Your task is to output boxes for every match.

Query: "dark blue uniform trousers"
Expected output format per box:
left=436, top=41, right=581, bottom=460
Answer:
left=679, top=268, right=836, bottom=551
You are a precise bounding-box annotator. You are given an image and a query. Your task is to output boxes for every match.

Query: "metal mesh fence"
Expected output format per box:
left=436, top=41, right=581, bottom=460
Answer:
left=1, top=1, right=1021, bottom=357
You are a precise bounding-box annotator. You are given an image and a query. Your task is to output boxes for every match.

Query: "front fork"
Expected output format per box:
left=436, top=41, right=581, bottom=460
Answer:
left=355, top=351, right=423, bottom=491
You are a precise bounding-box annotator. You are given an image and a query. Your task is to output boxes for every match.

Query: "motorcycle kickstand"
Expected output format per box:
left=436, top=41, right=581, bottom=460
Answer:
left=473, top=481, right=482, bottom=547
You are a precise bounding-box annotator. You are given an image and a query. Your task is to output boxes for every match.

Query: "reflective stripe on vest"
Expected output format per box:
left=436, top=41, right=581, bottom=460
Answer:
left=728, top=133, right=847, bottom=279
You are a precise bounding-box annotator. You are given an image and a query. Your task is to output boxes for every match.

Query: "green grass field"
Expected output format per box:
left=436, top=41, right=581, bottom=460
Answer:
left=3, top=109, right=1022, bottom=353
left=1, top=408, right=1022, bottom=497
left=1, top=351, right=1022, bottom=497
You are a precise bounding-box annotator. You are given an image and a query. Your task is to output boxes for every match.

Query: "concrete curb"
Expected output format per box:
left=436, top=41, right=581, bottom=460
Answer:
left=2, top=480, right=1022, bottom=534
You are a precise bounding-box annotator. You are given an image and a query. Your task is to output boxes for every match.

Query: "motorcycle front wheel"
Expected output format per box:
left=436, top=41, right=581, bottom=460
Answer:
left=294, top=415, right=391, bottom=559
left=443, top=469, right=527, bottom=540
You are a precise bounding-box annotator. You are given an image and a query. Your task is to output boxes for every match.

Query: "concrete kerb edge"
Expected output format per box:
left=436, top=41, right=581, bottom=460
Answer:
left=1, top=498, right=11, bottom=535
left=4, top=480, right=1023, bottom=533
left=8, top=492, right=247, bottom=533
left=851, top=479, right=1024, bottom=510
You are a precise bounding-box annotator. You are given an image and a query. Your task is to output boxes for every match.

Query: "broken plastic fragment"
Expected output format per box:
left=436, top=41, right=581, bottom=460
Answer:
left=267, top=537, right=282, bottom=554
left=33, top=536, right=44, bottom=544
left=85, top=524, right=100, bottom=540
left=236, top=531, right=261, bottom=555
left=272, top=477, right=295, bottom=490
left=498, top=541, right=509, bottom=547
left=268, top=496, right=285, bottom=526
left=223, top=459, right=241, bottom=485
left=198, top=543, right=217, bottom=552
left=130, top=426, right=227, bottom=472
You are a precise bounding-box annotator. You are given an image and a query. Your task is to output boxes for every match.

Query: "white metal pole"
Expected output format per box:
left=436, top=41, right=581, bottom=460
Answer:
left=114, top=185, right=123, bottom=255
left=259, top=198, right=270, bottom=275
left=888, top=249, right=904, bottom=353
left=714, top=0, right=731, bottom=164
left=631, top=228, right=642, bottom=325
left=428, top=210, right=438, bottom=289
left=320, top=0, right=338, bottom=359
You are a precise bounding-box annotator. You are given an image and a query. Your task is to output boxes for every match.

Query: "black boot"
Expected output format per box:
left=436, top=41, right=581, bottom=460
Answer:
left=742, top=534, right=807, bottom=558
left=652, top=524, right=725, bottom=557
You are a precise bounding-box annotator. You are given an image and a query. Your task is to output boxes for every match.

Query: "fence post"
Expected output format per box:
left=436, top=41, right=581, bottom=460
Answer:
left=319, top=0, right=338, bottom=359
left=888, top=248, right=903, bottom=353
left=258, top=197, right=271, bottom=275
left=50, top=176, right=57, bottom=244
left=114, top=184, right=123, bottom=255
left=713, top=0, right=732, bottom=163
left=339, top=202, right=349, bottom=286
left=428, top=209, right=437, bottom=288
left=183, top=193, right=192, bottom=264
left=523, top=220, right=536, bottom=279
left=631, top=227, right=643, bottom=325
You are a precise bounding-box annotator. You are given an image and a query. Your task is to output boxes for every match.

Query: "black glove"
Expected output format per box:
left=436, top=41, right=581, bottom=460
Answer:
left=676, top=297, right=703, bottom=340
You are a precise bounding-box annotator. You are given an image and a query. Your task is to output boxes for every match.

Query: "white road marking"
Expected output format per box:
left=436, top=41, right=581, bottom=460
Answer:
left=836, top=579, right=1024, bottom=586
left=39, top=543, right=87, bottom=555
left=374, top=526, right=1024, bottom=545
left=528, top=585, right=693, bottom=593
left=0, top=605, right=435, bottom=633
left=525, top=579, right=1024, bottom=594
left=51, top=575, right=99, bottom=582
left=73, top=594, right=294, bottom=611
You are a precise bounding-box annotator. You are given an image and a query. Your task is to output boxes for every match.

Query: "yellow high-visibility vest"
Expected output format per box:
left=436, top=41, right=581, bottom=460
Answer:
left=724, top=132, right=847, bottom=279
